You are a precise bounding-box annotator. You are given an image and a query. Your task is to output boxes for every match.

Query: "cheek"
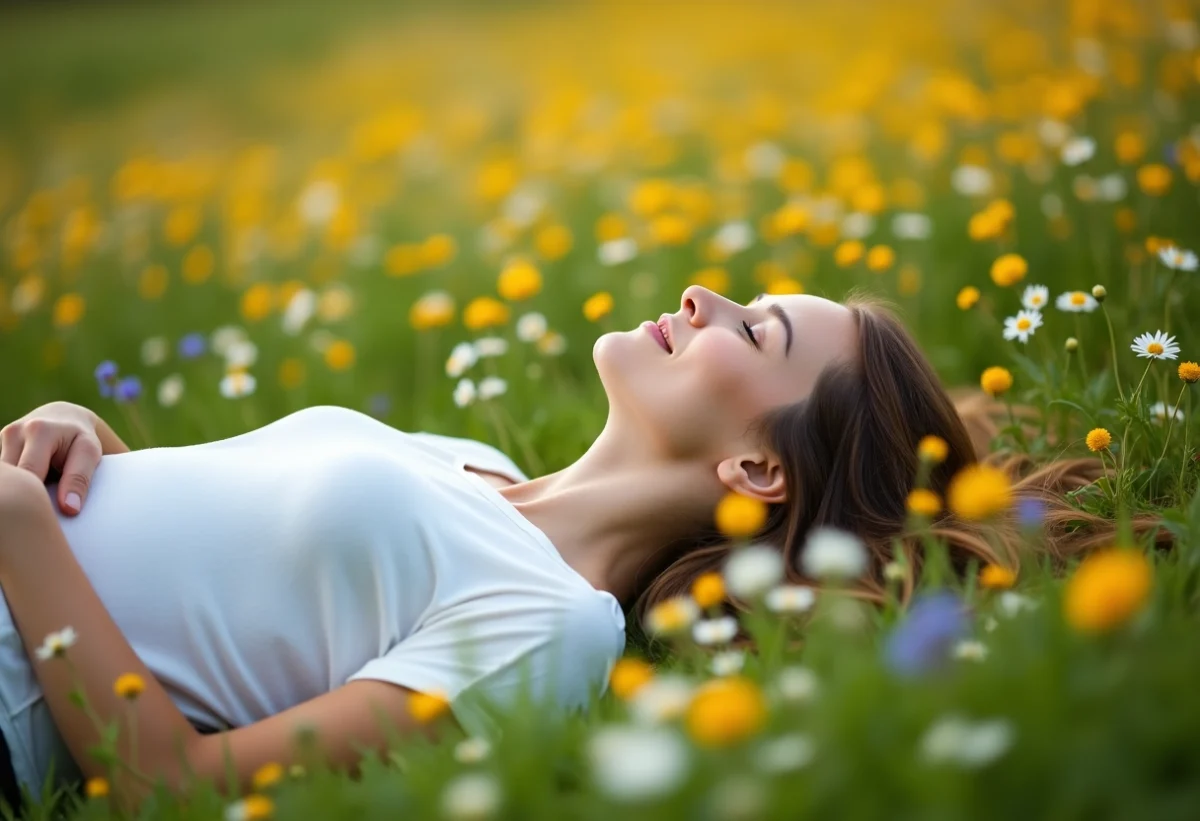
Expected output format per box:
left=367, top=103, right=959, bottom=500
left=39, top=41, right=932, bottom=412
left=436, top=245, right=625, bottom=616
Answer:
left=677, top=335, right=766, bottom=414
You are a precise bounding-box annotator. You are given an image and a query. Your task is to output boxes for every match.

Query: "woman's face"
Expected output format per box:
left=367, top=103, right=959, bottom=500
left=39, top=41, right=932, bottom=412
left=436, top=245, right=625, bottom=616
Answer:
left=594, top=286, right=859, bottom=460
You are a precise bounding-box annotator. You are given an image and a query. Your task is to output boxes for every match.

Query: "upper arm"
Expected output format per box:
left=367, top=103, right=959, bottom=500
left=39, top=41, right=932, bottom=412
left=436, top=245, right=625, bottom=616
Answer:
left=185, top=679, right=456, bottom=793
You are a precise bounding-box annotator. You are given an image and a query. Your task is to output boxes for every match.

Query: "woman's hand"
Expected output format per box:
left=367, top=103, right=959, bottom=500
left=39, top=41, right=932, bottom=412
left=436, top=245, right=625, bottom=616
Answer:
left=0, top=401, right=104, bottom=515
left=0, top=461, right=55, bottom=532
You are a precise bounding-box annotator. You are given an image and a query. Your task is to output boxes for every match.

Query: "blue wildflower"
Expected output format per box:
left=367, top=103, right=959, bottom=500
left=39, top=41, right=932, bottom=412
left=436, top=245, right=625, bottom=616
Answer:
left=94, top=360, right=119, bottom=398
left=884, top=591, right=967, bottom=677
left=368, top=393, right=392, bottom=418
left=1016, top=498, right=1045, bottom=529
left=178, top=333, right=207, bottom=360
left=113, top=376, right=142, bottom=403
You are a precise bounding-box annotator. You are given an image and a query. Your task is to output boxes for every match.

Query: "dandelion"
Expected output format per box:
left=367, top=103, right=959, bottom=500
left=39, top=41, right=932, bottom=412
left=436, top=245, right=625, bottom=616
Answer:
left=113, top=672, right=145, bottom=699
left=956, top=286, right=981, bottom=310
left=324, top=340, right=355, bottom=371
left=723, top=546, right=784, bottom=600
left=515, top=312, right=547, bottom=342
left=85, top=777, right=110, bottom=799
left=1085, top=427, right=1112, bottom=451
left=800, top=526, right=867, bottom=580
left=907, top=489, right=942, bottom=517
left=453, top=379, right=476, bottom=408
left=691, top=572, right=726, bottom=608
left=947, top=464, right=1012, bottom=520
left=1136, top=163, right=1172, bottom=196
left=1158, top=246, right=1198, bottom=271
left=646, top=596, right=701, bottom=637
left=477, top=377, right=507, bottom=401
left=693, top=616, right=739, bottom=646
left=441, top=773, right=502, bottom=820
left=711, top=650, right=746, bottom=677
left=714, top=492, right=767, bottom=537
left=587, top=726, right=690, bottom=802
left=765, top=584, right=816, bottom=614
left=920, top=716, right=1015, bottom=768
left=1065, top=549, right=1153, bottom=633
left=1179, top=362, right=1200, bottom=383
left=409, top=291, right=455, bottom=331
left=453, top=737, right=493, bottom=764
left=583, top=291, right=614, bottom=322
left=407, top=689, right=451, bottom=723
left=865, top=245, right=895, bottom=271
left=1002, top=309, right=1043, bottom=343
left=1055, top=290, right=1098, bottom=312
left=224, top=794, right=274, bottom=821
left=609, top=657, right=655, bottom=700
left=685, top=676, right=767, bottom=748
left=990, top=253, right=1027, bottom=287
left=918, top=435, right=949, bottom=463
left=219, top=372, right=257, bottom=399
left=979, top=564, right=1017, bottom=589
left=1131, top=330, right=1180, bottom=360
left=755, top=733, right=816, bottom=774
left=463, top=297, right=510, bottom=331
left=251, top=762, right=284, bottom=791
left=833, top=240, right=864, bottom=267
left=1020, top=284, right=1049, bottom=311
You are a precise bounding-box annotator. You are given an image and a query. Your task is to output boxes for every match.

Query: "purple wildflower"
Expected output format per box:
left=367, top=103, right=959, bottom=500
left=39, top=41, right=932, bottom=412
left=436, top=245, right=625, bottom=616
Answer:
left=884, top=591, right=968, bottom=677
left=368, top=393, right=392, bottom=418
left=94, top=360, right=119, bottom=398
left=113, top=376, right=142, bottom=403
left=1016, top=498, right=1045, bottom=529
left=178, top=333, right=207, bottom=360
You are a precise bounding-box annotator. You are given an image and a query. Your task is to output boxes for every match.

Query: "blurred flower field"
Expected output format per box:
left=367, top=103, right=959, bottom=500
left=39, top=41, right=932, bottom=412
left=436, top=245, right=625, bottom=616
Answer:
left=4, top=0, right=1200, bottom=818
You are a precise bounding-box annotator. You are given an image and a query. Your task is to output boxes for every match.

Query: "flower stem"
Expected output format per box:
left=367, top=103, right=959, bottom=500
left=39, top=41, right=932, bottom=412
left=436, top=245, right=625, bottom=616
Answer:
left=1102, top=304, right=1125, bottom=403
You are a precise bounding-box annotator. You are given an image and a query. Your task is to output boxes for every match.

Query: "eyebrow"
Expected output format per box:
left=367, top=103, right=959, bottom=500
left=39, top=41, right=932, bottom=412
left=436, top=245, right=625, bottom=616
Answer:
left=753, top=293, right=793, bottom=357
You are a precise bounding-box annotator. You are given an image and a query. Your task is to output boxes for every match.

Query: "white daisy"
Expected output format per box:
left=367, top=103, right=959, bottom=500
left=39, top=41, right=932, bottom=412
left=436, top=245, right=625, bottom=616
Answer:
left=1148, top=401, right=1184, bottom=423
left=141, top=335, right=169, bottom=367
left=515, top=312, right=547, bottom=343
left=1055, top=290, right=1098, bottom=312
left=892, top=212, right=932, bottom=240
left=710, top=649, right=746, bottom=677
left=953, top=640, right=988, bottom=661
left=1158, top=246, right=1199, bottom=271
left=920, top=716, right=1015, bottom=768
left=754, top=733, right=816, bottom=774
left=765, top=584, right=816, bottom=614
left=771, top=665, right=819, bottom=704
left=800, top=527, right=868, bottom=580
left=1020, top=284, right=1050, bottom=311
left=723, top=545, right=784, bottom=599
left=453, top=378, right=477, bottom=408
left=441, top=773, right=502, bottom=820
left=1002, top=309, right=1044, bottom=344
left=453, top=737, right=492, bottom=764
left=445, top=341, right=478, bottom=378
left=157, top=373, right=185, bottom=407
left=713, top=220, right=754, bottom=255
left=477, top=377, right=508, bottom=401
left=587, top=726, right=690, bottom=802
left=951, top=165, right=993, bottom=197
left=282, top=288, right=317, bottom=336
left=1060, top=136, right=1096, bottom=166
left=1131, top=330, right=1181, bottom=360
left=35, top=627, right=78, bottom=661
left=224, top=339, right=258, bottom=370
left=598, top=238, right=638, bottom=266
left=473, top=337, right=508, bottom=358
left=219, top=371, right=257, bottom=399
left=629, top=674, right=696, bottom=725
left=693, top=616, right=738, bottom=646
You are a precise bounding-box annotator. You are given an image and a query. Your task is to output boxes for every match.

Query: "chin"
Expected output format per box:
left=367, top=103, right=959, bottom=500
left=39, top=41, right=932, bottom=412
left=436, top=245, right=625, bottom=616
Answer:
left=592, top=329, right=647, bottom=393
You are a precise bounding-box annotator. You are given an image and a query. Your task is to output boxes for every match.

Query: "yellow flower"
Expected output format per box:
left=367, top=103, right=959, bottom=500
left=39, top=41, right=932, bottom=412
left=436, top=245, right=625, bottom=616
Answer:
left=407, top=690, right=452, bottom=724
left=630, top=178, right=674, bottom=217
left=648, top=213, right=693, bottom=246
left=990, top=253, right=1027, bottom=287
left=685, top=677, right=767, bottom=748
left=947, top=464, right=1012, bottom=520
left=714, top=492, right=767, bottom=538
left=583, top=291, right=614, bottom=322
left=968, top=209, right=1004, bottom=241
left=1178, top=361, right=1200, bottom=383
left=182, top=245, right=215, bottom=285
left=52, top=293, right=86, bottom=328
left=833, top=240, right=864, bottom=268
left=324, top=340, right=356, bottom=371
left=535, top=223, right=573, bottom=261
left=235, top=794, right=275, bottom=821
left=689, top=267, right=729, bottom=294
left=1085, top=428, right=1112, bottom=452
left=773, top=202, right=809, bottom=235
left=692, top=572, right=726, bottom=608
left=979, top=564, right=1017, bottom=590
left=139, top=264, right=168, bottom=301
left=898, top=264, right=921, bottom=296
left=163, top=204, right=202, bottom=246
left=906, top=489, right=942, bottom=517
left=865, top=245, right=895, bottom=272
left=956, top=286, right=981, bottom=311
left=113, top=672, right=146, bottom=700
left=85, top=777, right=110, bottom=799
left=918, top=435, right=949, bottom=464
left=420, top=233, right=457, bottom=268
left=645, top=597, right=699, bottom=636
left=765, top=277, right=803, bottom=295
left=1063, top=549, right=1152, bottom=633
left=385, top=243, right=424, bottom=277
left=1136, top=163, right=1172, bottom=196
left=595, top=213, right=628, bottom=242
left=497, top=258, right=543, bottom=301
left=608, top=658, right=655, bottom=700
left=409, top=291, right=455, bottom=331
left=240, top=283, right=274, bottom=323
left=463, top=297, right=510, bottom=331
left=278, top=358, right=306, bottom=390
left=980, top=366, right=1013, bottom=397
left=252, top=762, right=285, bottom=791
left=1114, top=131, right=1145, bottom=165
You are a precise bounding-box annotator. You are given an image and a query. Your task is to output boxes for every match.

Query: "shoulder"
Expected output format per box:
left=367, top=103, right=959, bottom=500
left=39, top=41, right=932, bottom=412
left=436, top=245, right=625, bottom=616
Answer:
left=408, top=431, right=529, bottom=483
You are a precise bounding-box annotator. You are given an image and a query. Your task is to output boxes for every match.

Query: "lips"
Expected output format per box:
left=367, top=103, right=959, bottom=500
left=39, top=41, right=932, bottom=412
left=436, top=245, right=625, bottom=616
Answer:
left=643, top=320, right=671, bottom=353
left=657, top=316, right=674, bottom=352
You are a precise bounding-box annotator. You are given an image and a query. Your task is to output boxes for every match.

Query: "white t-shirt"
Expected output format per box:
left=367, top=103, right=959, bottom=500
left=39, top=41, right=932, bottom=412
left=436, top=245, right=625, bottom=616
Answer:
left=35, top=405, right=626, bottom=741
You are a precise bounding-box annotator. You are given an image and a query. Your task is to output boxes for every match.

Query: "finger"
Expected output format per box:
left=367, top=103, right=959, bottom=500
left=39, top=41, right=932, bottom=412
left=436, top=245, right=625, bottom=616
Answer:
left=0, top=427, right=22, bottom=466
left=57, top=435, right=101, bottom=515
left=14, top=433, right=54, bottom=482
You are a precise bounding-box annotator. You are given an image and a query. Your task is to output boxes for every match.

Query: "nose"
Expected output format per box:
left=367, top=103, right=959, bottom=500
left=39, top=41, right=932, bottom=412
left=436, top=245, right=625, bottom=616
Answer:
left=680, top=285, right=731, bottom=328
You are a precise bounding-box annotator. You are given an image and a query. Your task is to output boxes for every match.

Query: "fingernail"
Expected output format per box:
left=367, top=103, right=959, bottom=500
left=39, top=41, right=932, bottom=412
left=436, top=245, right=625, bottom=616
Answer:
left=65, top=492, right=81, bottom=512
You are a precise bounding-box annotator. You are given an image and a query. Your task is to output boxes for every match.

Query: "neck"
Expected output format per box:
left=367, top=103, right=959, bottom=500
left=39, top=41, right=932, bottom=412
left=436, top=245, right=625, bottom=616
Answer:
left=496, top=423, right=722, bottom=608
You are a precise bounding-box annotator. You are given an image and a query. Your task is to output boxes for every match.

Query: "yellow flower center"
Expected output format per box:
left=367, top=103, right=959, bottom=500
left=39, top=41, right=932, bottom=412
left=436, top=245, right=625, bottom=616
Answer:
left=1017, top=318, right=1031, bottom=330
left=1071, top=292, right=1086, bottom=305
left=1148, top=342, right=1163, bottom=355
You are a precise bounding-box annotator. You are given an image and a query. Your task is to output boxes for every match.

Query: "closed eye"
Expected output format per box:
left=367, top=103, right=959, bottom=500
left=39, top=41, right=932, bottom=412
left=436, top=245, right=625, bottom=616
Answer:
left=742, top=320, right=760, bottom=350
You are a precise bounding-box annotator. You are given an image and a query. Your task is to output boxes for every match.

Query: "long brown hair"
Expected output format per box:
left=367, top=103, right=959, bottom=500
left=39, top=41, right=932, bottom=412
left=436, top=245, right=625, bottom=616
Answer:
left=629, top=291, right=1172, bottom=632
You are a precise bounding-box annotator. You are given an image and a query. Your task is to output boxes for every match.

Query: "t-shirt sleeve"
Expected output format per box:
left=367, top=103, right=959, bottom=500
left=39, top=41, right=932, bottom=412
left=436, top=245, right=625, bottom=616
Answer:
left=346, top=592, right=624, bottom=741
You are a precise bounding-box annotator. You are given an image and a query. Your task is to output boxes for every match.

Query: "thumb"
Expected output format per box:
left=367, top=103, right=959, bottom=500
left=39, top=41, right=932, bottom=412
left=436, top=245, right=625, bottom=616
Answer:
left=57, top=436, right=101, bottom=516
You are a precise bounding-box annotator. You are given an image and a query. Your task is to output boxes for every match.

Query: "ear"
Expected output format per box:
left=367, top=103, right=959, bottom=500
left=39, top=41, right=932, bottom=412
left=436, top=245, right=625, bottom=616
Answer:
left=716, top=450, right=788, bottom=506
